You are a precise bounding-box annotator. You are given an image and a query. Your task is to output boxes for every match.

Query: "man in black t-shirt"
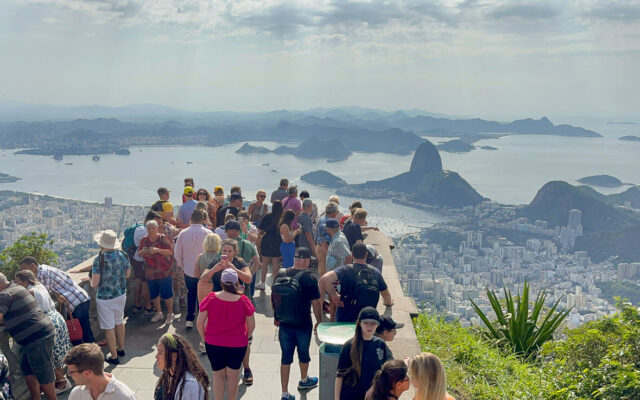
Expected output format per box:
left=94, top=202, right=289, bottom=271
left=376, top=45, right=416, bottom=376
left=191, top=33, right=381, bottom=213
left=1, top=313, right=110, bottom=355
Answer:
left=215, top=192, right=242, bottom=227
left=343, top=208, right=378, bottom=250
left=319, top=243, right=393, bottom=322
left=273, top=247, right=322, bottom=400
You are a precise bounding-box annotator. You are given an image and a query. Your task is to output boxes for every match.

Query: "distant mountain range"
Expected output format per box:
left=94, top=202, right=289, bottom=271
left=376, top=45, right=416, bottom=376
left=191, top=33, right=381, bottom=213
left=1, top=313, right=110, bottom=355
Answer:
left=236, top=137, right=352, bottom=162
left=0, top=104, right=602, bottom=157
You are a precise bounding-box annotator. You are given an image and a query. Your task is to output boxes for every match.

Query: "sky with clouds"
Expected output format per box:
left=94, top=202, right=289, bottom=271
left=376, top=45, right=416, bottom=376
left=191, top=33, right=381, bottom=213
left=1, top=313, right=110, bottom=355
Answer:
left=1, top=0, right=639, bottom=118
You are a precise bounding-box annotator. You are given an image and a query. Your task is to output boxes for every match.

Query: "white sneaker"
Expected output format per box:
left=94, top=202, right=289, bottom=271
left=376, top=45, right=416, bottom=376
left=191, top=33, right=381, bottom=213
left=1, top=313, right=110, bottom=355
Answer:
left=186, top=321, right=194, bottom=329
left=199, top=341, right=206, bottom=354
left=151, top=312, right=164, bottom=322
left=165, top=314, right=175, bottom=325
left=255, top=282, right=265, bottom=290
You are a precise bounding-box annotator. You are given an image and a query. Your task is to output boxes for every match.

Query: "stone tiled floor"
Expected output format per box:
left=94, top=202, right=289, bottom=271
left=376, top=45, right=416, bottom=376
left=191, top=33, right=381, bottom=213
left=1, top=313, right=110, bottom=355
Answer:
left=83, top=286, right=322, bottom=400
left=59, top=232, right=418, bottom=400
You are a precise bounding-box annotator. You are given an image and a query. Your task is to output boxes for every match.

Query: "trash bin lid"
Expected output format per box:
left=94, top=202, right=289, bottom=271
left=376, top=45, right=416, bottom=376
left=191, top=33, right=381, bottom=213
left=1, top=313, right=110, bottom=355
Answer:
left=317, top=322, right=356, bottom=345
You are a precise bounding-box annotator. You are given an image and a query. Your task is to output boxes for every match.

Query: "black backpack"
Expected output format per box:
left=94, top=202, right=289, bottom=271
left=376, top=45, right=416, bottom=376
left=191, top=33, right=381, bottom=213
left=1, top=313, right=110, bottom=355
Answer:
left=271, top=270, right=308, bottom=324
left=350, top=264, right=380, bottom=310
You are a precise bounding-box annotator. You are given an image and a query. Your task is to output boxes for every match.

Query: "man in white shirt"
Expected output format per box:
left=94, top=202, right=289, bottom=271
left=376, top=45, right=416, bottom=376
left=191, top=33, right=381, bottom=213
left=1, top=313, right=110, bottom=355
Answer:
left=174, top=209, right=211, bottom=327
left=65, top=343, right=137, bottom=400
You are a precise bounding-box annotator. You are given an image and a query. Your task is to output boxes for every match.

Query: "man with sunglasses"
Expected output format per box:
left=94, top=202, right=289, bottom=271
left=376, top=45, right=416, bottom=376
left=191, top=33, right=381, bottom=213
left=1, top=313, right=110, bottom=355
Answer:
left=65, top=343, right=137, bottom=399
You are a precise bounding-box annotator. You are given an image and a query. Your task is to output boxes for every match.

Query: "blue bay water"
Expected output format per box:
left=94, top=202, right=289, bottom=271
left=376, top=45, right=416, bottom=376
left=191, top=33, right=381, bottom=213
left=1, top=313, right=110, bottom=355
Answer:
left=0, top=118, right=638, bottom=235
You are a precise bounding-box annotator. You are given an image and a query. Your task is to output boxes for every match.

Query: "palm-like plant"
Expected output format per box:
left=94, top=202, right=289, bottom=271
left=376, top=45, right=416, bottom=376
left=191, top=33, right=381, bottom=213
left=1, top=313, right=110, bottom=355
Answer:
left=469, top=281, right=571, bottom=359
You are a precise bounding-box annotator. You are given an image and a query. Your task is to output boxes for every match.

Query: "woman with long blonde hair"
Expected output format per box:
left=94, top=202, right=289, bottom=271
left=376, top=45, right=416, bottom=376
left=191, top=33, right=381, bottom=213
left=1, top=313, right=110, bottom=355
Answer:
left=409, top=353, right=455, bottom=400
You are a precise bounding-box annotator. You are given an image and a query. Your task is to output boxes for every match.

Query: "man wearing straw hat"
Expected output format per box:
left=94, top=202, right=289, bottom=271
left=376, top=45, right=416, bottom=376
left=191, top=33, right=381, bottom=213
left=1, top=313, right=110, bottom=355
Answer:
left=91, top=229, right=131, bottom=365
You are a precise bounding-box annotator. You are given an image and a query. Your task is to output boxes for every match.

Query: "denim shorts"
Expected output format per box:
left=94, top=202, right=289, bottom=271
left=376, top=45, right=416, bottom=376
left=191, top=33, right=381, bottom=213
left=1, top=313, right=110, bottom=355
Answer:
left=148, top=276, right=173, bottom=300
left=278, top=326, right=312, bottom=365
left=20, top=334, right=55, bottom=384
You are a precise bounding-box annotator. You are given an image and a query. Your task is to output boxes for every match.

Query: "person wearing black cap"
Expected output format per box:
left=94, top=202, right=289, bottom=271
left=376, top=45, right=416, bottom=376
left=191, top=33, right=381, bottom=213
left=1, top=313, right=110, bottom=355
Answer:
left=215, top=192, right=242, bottom=228
left=375, top=316, right=404, bottom=342
left=320, top=243, right=393, bottom=323
left=336, top=307, right=392, bottom=400
left=271, top=247, right=323, bottom=400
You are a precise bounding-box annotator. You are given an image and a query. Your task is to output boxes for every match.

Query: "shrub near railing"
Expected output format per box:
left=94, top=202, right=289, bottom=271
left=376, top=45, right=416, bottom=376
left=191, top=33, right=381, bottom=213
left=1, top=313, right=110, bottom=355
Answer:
left=541, top=299, right=640, bottom=400
left=414, top=313, right=550, bottom=400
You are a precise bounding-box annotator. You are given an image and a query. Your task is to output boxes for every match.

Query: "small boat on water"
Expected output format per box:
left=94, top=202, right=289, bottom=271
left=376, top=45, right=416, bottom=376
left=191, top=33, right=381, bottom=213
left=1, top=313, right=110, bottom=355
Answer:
left=262, top=163, right=270, bottom=166
left=92, top=155, right=100, bottom=161
left=187, top=161, right=193, bottom=164
left=64, top=162, right=73, bottom=166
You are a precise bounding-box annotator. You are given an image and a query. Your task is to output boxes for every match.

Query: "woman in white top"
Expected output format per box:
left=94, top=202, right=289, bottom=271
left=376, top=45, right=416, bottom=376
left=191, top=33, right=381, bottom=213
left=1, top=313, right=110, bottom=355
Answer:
left=155, top=333, right=209, bottom=400
left=15, top=270, right=73, bottom=393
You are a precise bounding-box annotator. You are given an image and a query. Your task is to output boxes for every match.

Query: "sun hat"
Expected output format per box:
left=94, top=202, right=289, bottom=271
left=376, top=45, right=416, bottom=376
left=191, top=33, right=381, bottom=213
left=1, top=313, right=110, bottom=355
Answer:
left=230, top=192, right=243, bottom=201
left=93, top=229, right=121, bottom=250
left=184, top=186, right=194, bottom=195
left=221, top=268, right=238, bottom=285
left=214, top=186, right=224, bottom=194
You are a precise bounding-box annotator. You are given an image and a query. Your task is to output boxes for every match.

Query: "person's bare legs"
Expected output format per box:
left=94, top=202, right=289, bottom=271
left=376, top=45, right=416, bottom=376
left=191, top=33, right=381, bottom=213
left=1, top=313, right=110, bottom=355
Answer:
left=24, top=375, right=40, bottom=400
left=226, top=367, right=241, bottom=400
left=40, top=382, right=57, bottom=400
left=105, top=328, right=117, bottom=358
left=142, top=281, right=151, bottom=309
left=270, top=257, right=281, bottom=283
left=165, top=297, right=174, bottom=315
left=115, top=323, right=126, bottom=353
left=213, top=370, right=226, bottom=400
left=280, top=364, right=291, bottom=393
left=299, top=361, right=310, bottom=382
left=152, top=297, right=162, bottom=315
left=260, top=256, right=271, bottom=284
left=315, top=244, right=327, bottom=276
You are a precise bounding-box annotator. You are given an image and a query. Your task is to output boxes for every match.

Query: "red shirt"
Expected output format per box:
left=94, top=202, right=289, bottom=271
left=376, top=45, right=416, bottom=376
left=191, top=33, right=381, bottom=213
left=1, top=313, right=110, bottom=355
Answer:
left=200, top=292, right=255, bottom=347
left=139, top=234, right=173, bottom=280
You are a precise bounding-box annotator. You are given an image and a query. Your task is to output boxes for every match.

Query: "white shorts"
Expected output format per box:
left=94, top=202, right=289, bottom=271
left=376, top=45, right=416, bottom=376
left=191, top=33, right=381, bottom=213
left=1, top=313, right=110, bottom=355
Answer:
left=96, top=294, right=126, bottom=330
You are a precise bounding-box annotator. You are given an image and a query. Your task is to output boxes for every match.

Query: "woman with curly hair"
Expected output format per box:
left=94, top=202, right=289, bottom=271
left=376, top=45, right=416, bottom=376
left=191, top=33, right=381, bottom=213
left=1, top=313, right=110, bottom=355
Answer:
left=154, top=333, right=209, bottom=400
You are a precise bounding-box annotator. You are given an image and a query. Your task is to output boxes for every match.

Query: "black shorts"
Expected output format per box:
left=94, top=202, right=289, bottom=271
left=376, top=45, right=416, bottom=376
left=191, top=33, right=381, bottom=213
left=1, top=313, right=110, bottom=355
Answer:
left=205, top=344, right=247, bottom=371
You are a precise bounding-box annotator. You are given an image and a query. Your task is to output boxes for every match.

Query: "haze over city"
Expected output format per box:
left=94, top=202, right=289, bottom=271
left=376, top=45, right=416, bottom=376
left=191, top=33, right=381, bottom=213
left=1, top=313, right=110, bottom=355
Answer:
left=1, top=0, right=639, bottom=119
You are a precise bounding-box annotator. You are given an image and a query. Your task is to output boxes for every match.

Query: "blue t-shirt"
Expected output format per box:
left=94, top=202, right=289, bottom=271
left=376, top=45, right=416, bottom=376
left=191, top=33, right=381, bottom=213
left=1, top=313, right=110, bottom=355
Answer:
left=178, top=200, right=198, bottom=224
left=315, top=216, right=331, bottom=245
left=92, top=250, right=130, bottom=300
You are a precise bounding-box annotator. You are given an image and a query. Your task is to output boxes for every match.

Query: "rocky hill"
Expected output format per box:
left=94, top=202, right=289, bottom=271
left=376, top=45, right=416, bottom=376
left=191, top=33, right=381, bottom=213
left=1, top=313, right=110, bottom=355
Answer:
left=300, top=170, right=347, bottom=188
left=338, top=141, right=484, bottom=208
left=577, top=175, right=623, bottom=187
left=520, top=181, right=637, bottom=232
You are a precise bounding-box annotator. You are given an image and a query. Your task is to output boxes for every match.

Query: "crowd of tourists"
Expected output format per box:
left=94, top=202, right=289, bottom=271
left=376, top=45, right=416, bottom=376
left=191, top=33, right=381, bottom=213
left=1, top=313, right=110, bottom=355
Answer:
left=0, top=177, right=455, bottom=400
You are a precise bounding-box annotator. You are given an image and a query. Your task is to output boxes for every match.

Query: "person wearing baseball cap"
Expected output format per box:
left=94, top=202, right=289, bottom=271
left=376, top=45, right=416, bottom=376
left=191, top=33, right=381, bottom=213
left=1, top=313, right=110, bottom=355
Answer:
left=273, top=246, right=322, bottom=400
left=375, top=315, right=404, bottom=342
left=215, top=192, right=242, bottom=228
left=336, top=307, right=392, bottom=400
left=177, top=187, right=198, bottom=228
left=198, top=266, right=255, bottom=400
